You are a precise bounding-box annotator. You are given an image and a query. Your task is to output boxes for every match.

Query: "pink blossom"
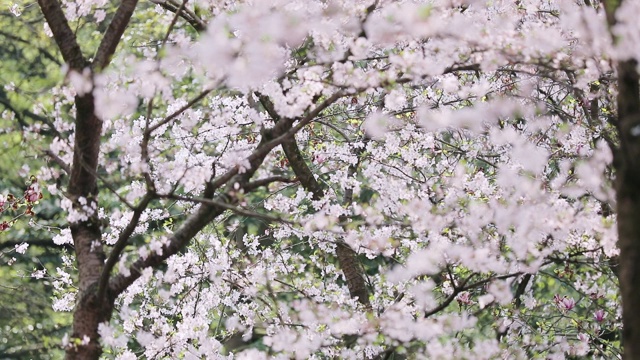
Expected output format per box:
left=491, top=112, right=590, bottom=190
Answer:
left=554, top=295, right=576, bottom=311
left=594, top=309, right=605, bottom=322
left=562, top=298, right=576, bottom=311
left=457, top=291, right=474, bottom=306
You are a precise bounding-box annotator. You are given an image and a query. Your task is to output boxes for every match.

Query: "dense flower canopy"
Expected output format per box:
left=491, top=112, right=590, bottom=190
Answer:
left=1, top=0, right=634, bottom=358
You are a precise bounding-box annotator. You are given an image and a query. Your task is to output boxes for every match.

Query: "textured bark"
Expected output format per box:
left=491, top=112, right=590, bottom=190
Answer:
left=38, top=1, right=108, bottom=355
left=66, top=93, right=107, bottom=359
left=282, top=138, right=325, bottom=197
left=617, top=178, right=640, bottom=360
left=335, top=241, right=370, bottom=307
left=66, top=286, right=113, bottom=359
left=38, top=0, right=142, bottom=357
left=36, top=0, right=86, bottom=70
left=604, top=1, right=640, bottom=358
left=614, top=59, right=640, bottom=360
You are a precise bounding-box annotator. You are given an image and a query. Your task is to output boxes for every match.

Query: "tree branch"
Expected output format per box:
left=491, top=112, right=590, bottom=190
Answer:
left=108, top=192, right=223, bottom=297
left=93, top=0, right=139, bottom=71
left=43, top=149, right=71, bottom=175
left=37, top=0, right=86, bottom=70
left=109, top=92, right=344, bottom=297
left=160, top=193, right=294, bottom=224
left=423, top=272, right=521, bottom=317
left=0, top=238, right=73, bottom=252
left=96, top=194, right=152, bottom=303
left=206, top=91, right=345, bottom=194
left=147, top=88, right=213, bottom=134
left=244, top=176, right=298, bottom=192
left=149, top=0, right=207, bottom=32
left=259, top=92, right=372, bottom=309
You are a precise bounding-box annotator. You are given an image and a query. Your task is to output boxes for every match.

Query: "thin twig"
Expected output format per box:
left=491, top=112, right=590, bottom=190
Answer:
left=147, top=89, right=213, bottom=134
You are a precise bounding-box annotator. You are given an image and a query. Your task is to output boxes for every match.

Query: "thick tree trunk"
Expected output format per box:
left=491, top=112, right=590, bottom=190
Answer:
left=67, top=290, right=113, bottom=359
left=37, top=0, right=139, bottom=357
left=601, top=2, right=640, bottom=357
left=617, top=176, right=640, bottom=360
left=614, top=59, right=640, bottom=360
left=66, top=94, right=109, bottom=359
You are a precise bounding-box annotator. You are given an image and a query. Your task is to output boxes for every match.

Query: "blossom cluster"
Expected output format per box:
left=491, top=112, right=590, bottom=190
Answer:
left=24, top=0, right=626, bottom=358
left=0, top=176, right=43, bottom=233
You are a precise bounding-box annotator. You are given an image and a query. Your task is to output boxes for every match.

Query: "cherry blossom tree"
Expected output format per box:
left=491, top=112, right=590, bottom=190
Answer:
left=5, top=0, right=640, bottom=358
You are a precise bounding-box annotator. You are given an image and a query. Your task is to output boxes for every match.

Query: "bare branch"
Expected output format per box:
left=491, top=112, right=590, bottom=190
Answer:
left=149, top=0, right=207, bottom=32
left=147, top=89, right=213, bottom=134
left=93, top=0, right=139, bottom=71
left=244, top=176, right=298, bottom=192
left=161, top=0, right=188, bottom=48
left=37, top=0, right=86, bottom=69
left=43, top=150, right=71, bottom=175
left=160, top=193, right=295, bottom=224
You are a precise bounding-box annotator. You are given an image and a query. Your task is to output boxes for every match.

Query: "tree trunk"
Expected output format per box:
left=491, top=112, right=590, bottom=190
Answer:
left=65, top=93, right=109, bottom=359
left=617, top=174, right=640, bottom=360
left=614, top=58, right=640, bottom=360
left=37, top=0, right=139, bottom=356
left=602, top=1, right=640, bottom=357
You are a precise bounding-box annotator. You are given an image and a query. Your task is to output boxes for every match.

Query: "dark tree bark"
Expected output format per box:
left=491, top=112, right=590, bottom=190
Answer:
left=65, top=92, right=110, bottom=359
left=613, top=59, right=640, bottom=360
left=37, top=0, right=138, bottom=358
left=604, top=1, right=640, bottom=358
left=282, top=137, right=371, bottom=310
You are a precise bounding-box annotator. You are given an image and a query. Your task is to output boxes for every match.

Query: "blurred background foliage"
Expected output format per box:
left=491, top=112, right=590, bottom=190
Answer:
left=0, top=1, right=69, bottom=358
